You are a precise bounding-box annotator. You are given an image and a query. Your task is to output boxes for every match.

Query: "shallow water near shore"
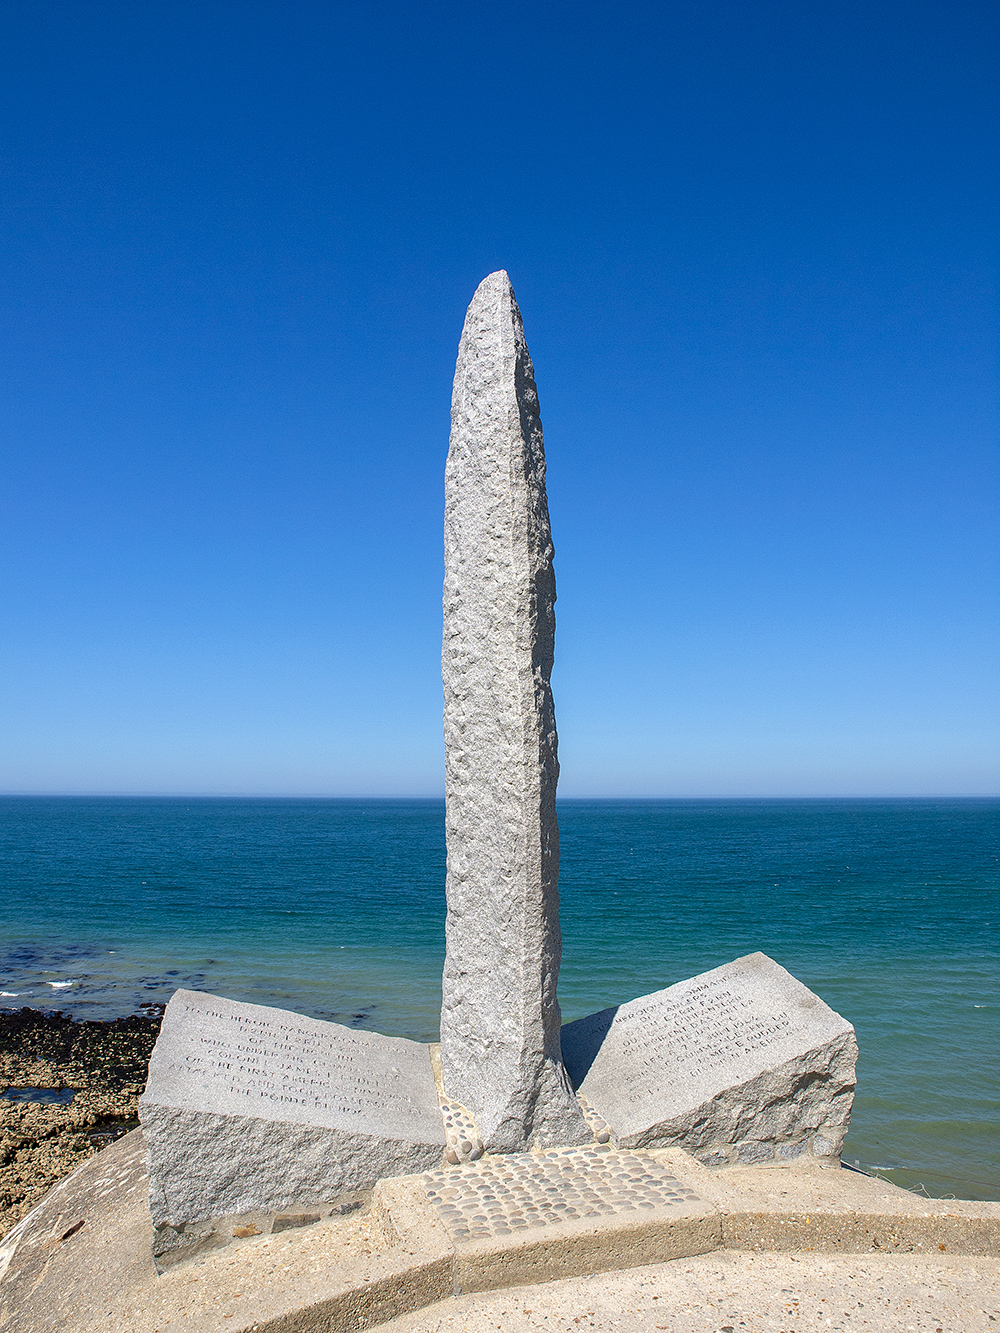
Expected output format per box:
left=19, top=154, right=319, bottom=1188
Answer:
left=0, top=796, right=996, bottom=1201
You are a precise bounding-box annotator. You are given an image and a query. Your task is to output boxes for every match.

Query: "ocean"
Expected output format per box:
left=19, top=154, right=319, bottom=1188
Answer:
left=0, top=796, right=996, bottom=1201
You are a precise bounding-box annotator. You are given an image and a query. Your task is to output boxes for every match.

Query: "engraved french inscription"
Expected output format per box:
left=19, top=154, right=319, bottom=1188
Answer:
left=561, top=952, right=856, bottom=1147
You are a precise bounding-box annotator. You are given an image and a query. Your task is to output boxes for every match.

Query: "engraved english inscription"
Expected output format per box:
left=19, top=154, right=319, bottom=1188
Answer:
left=175, top=1001, right=428, bottom=1123
left=144, top=989, right=445, bottom=1145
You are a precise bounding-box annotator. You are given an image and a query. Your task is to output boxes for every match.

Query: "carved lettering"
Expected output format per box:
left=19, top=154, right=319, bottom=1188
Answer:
left=604, top=971, right=799, bottom=1097
left=166, top=1000, right=429, bottom=1121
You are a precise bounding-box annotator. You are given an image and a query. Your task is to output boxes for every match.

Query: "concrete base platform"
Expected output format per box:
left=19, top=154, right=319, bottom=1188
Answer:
left=385, top=1249, right=1000, bottom=1332
left=0, top=1130, right=996, bottom=1333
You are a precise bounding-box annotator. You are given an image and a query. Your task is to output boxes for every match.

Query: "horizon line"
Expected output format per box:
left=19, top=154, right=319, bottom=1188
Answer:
left=0, top=791, right=997, bottom=801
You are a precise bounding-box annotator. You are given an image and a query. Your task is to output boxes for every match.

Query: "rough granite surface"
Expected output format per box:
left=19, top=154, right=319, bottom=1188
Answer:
left=139, top=990, right=445, bottom=1226
left=561, top=952, right=858, bottom=1166
left=439, top=271, right=588, bottom=1153
left=141, top=1104, right=439, bottom=1228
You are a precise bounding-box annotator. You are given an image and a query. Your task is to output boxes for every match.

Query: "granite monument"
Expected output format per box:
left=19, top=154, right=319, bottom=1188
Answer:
left=140, top=991, right=444, bottom=1232
left=439, top=270, right=590, bottom=1154
left=561, top=952, right=857, bottom=1166
left=138, top=272, right=857, bottom=1250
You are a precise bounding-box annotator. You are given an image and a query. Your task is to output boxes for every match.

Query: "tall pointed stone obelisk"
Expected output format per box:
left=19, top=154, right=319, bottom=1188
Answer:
left=440, top=271, right=590, bottom=1153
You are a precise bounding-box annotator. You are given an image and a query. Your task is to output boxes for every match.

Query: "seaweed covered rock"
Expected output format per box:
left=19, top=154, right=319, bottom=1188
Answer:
left=0, top=1007, right=161, bottom=1237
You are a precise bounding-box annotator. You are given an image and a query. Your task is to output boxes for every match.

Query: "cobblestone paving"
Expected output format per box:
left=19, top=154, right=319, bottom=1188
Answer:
left=576, top=1092, right=613, bottom=1143
left=422, top=1147, right=701, bottom=1244
left=438, top=1093, right=483, bottom=1162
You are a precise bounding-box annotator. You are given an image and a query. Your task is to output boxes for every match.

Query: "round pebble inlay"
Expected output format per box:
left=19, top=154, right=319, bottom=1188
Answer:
left=422, top=1148, right=700, bottom=1244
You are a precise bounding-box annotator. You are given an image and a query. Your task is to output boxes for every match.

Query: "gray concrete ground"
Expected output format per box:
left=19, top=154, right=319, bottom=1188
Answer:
left=1, top=1131, right=997, bottom=1333
left=383, top=1250, right=1000, bottom=1333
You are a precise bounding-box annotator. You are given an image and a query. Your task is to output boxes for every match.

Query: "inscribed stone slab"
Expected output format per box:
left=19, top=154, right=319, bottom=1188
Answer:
left=560, top=952, right=857, bottom=1166
left=139, top=990, right=445, bottom=1226
left=439, top=270, right=588, bottom=1153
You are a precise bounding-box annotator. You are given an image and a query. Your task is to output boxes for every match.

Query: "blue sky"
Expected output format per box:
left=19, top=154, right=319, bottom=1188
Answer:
left=1, top=1, right=996, bottom=796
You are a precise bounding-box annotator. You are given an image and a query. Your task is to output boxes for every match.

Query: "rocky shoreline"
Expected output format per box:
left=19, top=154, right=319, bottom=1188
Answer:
left=0, top=1006, right=162, bottom=1239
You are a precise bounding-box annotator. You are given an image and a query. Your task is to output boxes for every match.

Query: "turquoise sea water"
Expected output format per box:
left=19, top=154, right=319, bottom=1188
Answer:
left=0, top=796, right=996, bottom=1201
